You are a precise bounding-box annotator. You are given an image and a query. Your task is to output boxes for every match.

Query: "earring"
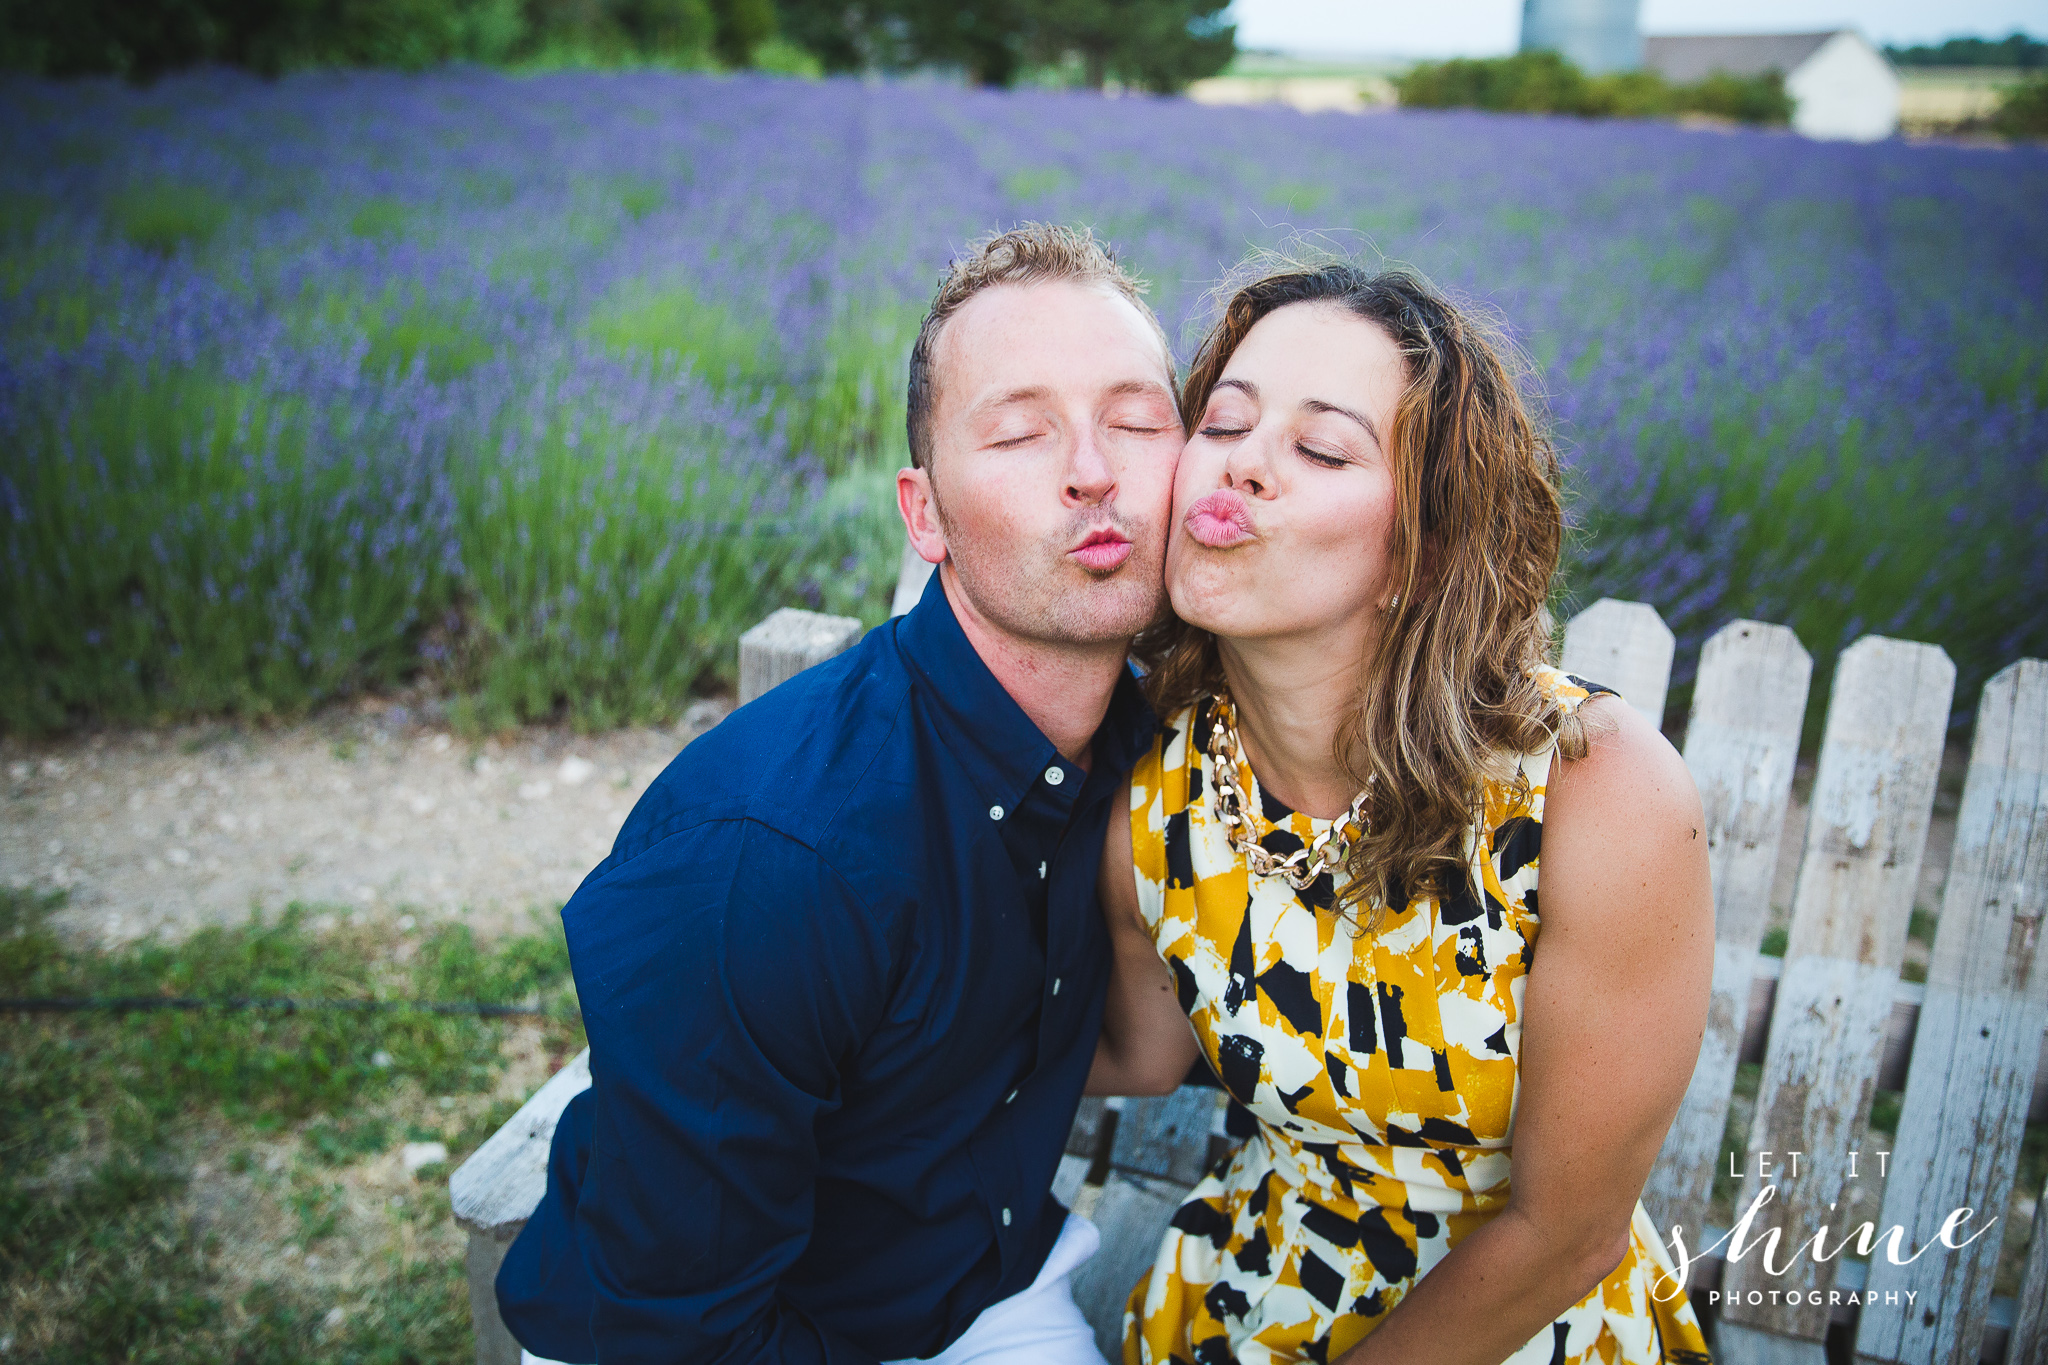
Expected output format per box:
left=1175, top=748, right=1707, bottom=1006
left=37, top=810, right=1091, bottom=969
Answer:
left=1382, top=594, right=1400, bottom=615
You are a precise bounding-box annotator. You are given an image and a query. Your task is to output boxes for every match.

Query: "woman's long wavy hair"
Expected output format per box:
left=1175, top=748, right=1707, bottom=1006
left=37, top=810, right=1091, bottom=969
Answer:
left=1136, top=259, right=1583, bottom=926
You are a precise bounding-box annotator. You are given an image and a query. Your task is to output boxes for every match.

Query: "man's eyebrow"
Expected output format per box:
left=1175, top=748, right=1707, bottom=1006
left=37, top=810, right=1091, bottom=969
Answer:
left=1304, top=397, right=1383, bottom=449
left=972, top=385, right=1053, bottom=416
left=1104, top=378, right=1177, bottom=405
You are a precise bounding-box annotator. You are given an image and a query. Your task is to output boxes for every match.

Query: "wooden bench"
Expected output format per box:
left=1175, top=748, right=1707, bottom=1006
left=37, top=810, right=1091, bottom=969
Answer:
left=452, top=595, right=2047, bottom=1365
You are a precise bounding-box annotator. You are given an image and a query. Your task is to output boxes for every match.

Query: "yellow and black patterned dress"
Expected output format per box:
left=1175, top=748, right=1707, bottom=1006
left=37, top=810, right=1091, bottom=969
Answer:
left=1123, top=667, right=1711, bottom=1365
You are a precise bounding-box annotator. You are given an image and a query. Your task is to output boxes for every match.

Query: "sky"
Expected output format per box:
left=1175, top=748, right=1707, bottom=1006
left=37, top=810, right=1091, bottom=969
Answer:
left=1226, top=0, right=2046, bottom=58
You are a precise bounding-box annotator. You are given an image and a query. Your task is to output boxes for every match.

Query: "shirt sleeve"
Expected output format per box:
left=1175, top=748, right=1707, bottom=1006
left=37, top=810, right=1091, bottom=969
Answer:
left=563, top=817, right=892, bottom=1365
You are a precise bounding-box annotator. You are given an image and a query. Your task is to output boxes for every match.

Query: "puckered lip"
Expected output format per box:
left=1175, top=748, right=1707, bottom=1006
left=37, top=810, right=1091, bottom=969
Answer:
left=1072, top=527, right=1131, bottom=551
left=1184, top=488, right=1255, bottom=537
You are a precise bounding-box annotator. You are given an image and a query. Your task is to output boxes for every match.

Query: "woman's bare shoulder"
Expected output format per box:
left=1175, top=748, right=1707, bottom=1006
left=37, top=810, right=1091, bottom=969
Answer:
left=1540, top=695, right=1706, bottom=911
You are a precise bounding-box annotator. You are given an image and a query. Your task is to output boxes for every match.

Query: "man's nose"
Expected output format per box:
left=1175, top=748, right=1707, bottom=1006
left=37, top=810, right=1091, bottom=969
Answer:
left=1064, top=424, right=1116, bottom=506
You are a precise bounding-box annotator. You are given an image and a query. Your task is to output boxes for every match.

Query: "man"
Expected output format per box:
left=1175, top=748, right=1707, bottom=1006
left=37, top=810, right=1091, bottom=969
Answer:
left=497, top=223, right=1184, bottom=1363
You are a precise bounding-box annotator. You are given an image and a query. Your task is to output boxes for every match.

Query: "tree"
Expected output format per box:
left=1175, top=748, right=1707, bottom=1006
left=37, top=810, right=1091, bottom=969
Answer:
left=708, top=0, right=774, bottom=65
left=1884, top=32, right=2045, bottom=69
left=1027, top=0, right=1233, bottom=93
left=772, top=0, right=905, bottom=72
left=774, top=0, right=1232, bottom=89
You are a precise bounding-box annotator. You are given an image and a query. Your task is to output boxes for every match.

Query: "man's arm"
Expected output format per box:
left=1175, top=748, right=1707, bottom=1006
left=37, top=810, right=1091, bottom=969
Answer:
left=566, top=818, right=892, bottom=1365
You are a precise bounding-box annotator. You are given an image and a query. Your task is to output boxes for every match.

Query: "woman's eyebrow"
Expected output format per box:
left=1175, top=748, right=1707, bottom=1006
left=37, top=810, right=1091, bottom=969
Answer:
left=1213, top=378, right=1258, bottom=401
left=1303, top=397, right=1382, bottom=449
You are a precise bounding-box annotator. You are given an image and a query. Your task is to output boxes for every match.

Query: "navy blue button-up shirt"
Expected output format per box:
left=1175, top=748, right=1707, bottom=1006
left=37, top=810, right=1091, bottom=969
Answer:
left=508, top=572, right=1154, bottom=1363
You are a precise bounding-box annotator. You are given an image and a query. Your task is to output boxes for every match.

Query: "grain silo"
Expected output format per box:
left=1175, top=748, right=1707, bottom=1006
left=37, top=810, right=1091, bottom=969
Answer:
left=1519, top=0, right=1643, bottom=73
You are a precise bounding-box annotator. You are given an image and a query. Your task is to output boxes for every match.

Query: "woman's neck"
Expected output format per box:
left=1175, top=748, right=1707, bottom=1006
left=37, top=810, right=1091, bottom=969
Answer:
left=1216, top=621, right=1377, bottom=821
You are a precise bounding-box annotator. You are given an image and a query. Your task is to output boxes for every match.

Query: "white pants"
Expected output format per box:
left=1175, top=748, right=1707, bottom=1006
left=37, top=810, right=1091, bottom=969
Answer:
left=521, top=1212, right=1107, bottom=1365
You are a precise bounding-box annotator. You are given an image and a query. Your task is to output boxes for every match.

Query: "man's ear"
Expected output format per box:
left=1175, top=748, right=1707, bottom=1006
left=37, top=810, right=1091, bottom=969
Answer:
left=897, top=465, right=950, bottom=567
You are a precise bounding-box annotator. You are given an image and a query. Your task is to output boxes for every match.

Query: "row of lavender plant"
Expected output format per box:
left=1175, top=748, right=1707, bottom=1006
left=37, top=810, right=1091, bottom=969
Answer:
left=2, top=68, right=2042, bottom=735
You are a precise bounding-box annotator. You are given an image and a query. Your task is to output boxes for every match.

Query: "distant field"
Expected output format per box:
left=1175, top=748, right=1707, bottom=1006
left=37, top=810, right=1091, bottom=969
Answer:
left=2, top=69, right=2044, bottom=738
left=1898, top=65, right=2032, bottom=130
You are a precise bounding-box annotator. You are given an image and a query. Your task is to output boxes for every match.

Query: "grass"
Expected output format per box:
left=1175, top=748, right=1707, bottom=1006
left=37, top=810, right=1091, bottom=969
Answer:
left=108, top=183, right=233, bottom=255
left=0, top=887, right=585, bottom=1362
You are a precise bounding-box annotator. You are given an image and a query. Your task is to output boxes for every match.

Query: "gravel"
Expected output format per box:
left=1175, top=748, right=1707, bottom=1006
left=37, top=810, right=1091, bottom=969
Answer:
left=2, top=696, right=730, bottom=945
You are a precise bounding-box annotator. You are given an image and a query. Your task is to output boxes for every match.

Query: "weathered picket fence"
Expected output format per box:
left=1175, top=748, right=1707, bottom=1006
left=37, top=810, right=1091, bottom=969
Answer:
left=451, top=585, right=2047, bottom=1365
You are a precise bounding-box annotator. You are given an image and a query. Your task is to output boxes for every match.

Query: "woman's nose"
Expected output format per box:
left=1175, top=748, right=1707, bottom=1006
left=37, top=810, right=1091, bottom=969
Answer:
left=1221, top=434, right=1272, bottom=498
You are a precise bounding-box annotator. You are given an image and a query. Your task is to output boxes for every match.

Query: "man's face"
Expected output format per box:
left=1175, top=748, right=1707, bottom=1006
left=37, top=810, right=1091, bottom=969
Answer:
left=899, top=280, right=1182, bottom=648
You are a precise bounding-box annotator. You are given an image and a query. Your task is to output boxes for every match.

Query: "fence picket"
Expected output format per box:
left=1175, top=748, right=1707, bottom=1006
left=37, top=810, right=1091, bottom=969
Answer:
left=1855, top=660, right=2048, bottom=1365
left=737, top=607, right=864, bottom=706
left=1560, top=597, right=1676, bottom=726
left=2010, top=1167, right=2048, bottom=1365
left=892, top=538, right=935, bottom=617
left=1720, top=637, right=1955, bottom=1351
left=1644, top=621, right=1812, bottom=1246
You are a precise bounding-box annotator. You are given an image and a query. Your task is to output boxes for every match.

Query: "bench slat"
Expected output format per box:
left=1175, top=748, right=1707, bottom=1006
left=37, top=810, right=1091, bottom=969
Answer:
left=451, top=1047, right=593, bottom=1239
left=1722, top=636, right=1955, bottom=1346
left=1108, top=1086, right=1224, bottom=1187
left=1646, top=620, right=1811, bottom=1244
left=1070, top=1172, right=1192, bottom=1360
left=1857, top=660, right=2048, bottom=1365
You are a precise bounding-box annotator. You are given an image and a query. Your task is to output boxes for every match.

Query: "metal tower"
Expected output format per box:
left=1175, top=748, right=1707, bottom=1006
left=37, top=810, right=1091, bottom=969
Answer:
left=1519, top=0, right=1643, bottom=73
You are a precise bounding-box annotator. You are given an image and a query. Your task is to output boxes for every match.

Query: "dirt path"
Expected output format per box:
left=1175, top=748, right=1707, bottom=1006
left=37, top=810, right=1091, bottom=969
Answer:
left=4, top=698, right=1957, bottom=963
left=2, top=696, right=730, bottom=945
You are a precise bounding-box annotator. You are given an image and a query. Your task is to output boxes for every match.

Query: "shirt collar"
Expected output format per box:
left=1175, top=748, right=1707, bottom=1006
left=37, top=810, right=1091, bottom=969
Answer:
left=897, top=568, right=1157, bottom=812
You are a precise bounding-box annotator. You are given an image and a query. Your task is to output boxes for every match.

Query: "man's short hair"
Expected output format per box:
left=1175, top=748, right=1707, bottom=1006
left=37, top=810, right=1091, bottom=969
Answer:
left=905, top=223, right=1171, bottom=471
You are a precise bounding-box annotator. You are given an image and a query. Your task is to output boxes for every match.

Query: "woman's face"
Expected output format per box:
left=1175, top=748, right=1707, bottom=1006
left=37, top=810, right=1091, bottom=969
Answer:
left=1167, top=302, right=1407, bottom=648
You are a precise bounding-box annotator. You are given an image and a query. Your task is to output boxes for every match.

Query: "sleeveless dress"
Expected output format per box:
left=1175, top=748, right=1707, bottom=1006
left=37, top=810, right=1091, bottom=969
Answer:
left=1122, top=667, right=1712, bottom=1365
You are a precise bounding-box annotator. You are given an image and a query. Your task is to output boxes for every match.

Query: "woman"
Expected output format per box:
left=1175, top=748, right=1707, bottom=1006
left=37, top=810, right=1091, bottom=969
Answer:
left=1087, top=261, right=1715, bottom=1365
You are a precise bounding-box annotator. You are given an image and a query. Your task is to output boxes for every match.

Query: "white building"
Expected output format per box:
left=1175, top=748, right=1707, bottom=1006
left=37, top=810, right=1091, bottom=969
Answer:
left=1643, top=30, right=1901, bottom=141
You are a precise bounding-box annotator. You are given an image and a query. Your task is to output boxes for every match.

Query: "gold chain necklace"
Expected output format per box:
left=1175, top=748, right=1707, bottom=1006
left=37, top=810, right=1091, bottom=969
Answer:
left=1204, top=692, right=1373, bottom=891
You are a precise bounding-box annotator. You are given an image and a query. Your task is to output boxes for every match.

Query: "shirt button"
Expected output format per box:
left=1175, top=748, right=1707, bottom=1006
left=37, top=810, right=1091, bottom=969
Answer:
left=1051, top=977, right=1061, bottom=996
left=1002, top=1207, right=1012, bottom=1226
left=1038, top=861, right=1047, bottom=879
left=1045, top=765, right=1064, bottom=786
left=1005, top=1089, right=1017, bottom=1104
left=989, top=805, right=1004, bottom=821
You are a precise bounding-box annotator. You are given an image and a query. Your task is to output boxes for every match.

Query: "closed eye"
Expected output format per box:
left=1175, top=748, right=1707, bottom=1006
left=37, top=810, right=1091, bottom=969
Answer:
left=1297, top=444, right=1348, bottom=468
left=990, top=432, right=1043, bottom=449
left=1200, top=425, right=1250, bottom=439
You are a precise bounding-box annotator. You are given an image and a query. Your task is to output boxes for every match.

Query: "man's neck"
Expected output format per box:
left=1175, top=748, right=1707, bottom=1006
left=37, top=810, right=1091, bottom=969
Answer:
left=1216, top=616, right=1378, bottom=820
left=939, top=565, right=1127, bottom=771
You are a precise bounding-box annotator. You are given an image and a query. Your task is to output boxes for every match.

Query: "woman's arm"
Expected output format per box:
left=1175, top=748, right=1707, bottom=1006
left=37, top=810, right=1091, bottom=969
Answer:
left=1339, top=697, right=1713, bottom=1365
left=1086, top=800, right=1202, bottom=1096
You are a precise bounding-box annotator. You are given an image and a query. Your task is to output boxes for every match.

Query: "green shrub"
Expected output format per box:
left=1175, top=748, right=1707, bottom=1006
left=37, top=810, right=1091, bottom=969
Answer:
left=1395, top=50, right=1594, bottom=114
left=1396, top=50, right=1792, bottom=125
left=1994, top=73, right=2048, bottom=139
left=1682, top=69, right=1794, bottom=124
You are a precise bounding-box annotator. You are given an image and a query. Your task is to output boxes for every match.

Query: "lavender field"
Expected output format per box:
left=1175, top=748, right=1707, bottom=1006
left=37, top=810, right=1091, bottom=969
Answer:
left=3, top=68, right=2044, bottom=736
